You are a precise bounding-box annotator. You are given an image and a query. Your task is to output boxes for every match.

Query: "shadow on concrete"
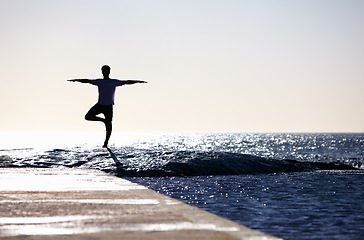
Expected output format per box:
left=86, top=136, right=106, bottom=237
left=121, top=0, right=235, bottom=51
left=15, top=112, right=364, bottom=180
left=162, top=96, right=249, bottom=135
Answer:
left=107, top=147, right=124, bottom=170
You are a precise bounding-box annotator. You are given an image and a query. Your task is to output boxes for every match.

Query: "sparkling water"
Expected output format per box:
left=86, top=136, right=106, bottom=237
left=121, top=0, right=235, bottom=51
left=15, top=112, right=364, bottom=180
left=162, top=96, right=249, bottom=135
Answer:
left=1, top=132, right=363, bottom=239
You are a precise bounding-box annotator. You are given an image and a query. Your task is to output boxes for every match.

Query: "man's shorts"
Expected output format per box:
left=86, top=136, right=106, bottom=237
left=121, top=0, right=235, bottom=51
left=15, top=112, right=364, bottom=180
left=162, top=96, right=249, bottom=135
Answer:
left=86, top=103, right=113, bottom=121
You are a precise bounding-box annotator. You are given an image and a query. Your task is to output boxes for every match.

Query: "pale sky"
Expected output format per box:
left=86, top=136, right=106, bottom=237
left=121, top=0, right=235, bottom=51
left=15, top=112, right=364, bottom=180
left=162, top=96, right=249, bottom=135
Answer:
left=1, top=0, right=363, bottom=133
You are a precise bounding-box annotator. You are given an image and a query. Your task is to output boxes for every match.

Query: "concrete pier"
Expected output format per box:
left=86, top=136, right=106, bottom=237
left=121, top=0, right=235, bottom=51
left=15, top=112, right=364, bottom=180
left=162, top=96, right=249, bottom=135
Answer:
left=0, top=168, right=281, bottom=239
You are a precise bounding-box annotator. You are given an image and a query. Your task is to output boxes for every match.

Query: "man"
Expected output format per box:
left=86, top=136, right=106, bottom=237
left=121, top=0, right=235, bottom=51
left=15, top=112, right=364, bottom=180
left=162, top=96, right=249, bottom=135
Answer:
left=68, top=65, right=147, bottom=147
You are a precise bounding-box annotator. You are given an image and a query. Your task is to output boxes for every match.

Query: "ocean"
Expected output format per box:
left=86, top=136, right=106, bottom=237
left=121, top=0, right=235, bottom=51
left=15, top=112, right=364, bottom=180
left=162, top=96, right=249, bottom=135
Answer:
left=1, top=132, right=363, bottom=239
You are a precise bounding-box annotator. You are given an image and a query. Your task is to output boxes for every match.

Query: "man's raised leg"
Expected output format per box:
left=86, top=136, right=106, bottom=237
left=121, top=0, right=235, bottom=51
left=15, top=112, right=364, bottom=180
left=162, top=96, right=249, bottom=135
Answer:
left=85, top=114, right=105, bottom=122
left=85, top=104, right=104, bottom=122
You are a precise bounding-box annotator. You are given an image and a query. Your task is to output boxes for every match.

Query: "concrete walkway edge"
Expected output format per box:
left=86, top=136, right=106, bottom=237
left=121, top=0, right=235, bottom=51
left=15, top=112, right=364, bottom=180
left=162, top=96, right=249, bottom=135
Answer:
left=0, top=168, right=281, bottom=240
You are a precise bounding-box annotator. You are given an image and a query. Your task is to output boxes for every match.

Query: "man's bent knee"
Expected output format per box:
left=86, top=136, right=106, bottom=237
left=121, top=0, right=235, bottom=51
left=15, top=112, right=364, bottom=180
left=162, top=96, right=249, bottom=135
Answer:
left=85, top=114, right=92, bottom=121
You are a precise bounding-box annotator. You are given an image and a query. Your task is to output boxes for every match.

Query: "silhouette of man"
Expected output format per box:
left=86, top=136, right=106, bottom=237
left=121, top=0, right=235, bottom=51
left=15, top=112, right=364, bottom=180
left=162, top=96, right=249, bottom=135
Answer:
left=68, top=65, right=147, bottom=147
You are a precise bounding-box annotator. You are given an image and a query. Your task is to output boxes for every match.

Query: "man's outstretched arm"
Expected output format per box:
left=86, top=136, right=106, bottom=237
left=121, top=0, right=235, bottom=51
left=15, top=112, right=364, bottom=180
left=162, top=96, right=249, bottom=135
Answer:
left=67, top=79, right=92, bottom=83
left=121, top=80, right=147, bottom=85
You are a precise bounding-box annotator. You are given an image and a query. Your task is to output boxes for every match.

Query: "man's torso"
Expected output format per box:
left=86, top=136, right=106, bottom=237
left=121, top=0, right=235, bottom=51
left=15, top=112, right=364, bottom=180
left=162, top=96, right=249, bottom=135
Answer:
left=91, top=79, right=122, bottom=105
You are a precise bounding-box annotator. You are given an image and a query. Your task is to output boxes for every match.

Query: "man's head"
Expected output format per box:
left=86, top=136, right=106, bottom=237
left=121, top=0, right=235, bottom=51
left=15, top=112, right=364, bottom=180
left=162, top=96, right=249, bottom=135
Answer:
left=101, top=65, right=111, bottom=78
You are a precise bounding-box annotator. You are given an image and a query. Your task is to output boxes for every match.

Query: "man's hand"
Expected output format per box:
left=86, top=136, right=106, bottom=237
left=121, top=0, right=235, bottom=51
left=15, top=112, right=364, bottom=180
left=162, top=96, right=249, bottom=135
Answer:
left=122, top=80, right=148, bottom=85
left=67, top=79, right=92, bottom=83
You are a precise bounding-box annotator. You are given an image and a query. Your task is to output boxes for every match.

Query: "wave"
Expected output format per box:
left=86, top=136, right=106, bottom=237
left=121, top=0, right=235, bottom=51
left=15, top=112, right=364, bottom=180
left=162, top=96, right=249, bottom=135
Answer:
left=105, top=150, right=359, bottom=177
left=1, top=148, right=360, bottom=177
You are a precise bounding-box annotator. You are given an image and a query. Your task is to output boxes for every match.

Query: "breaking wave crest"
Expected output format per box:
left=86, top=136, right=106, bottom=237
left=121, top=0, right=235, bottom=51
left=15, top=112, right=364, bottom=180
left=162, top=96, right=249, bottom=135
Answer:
left=106, top=149, right=358, bottom=177
left=1, top=147, right=359, bottom=177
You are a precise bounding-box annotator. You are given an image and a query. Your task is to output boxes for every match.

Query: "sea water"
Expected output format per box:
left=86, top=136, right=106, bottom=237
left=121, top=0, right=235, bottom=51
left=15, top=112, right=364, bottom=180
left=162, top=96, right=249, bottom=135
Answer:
left=1, top=132, right=363, bottom=239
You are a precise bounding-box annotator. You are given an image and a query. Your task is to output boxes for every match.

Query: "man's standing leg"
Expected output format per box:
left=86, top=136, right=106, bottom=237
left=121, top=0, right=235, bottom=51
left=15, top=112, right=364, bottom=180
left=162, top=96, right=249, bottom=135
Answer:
left=104, top=120, right=112, bottom=148
left=103, top=105, right=113, bottom=148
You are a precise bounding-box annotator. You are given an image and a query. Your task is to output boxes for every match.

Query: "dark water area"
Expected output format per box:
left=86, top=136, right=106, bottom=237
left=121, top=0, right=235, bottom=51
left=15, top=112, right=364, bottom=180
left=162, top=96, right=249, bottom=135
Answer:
left=129, top=171, right=364, bottom=240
